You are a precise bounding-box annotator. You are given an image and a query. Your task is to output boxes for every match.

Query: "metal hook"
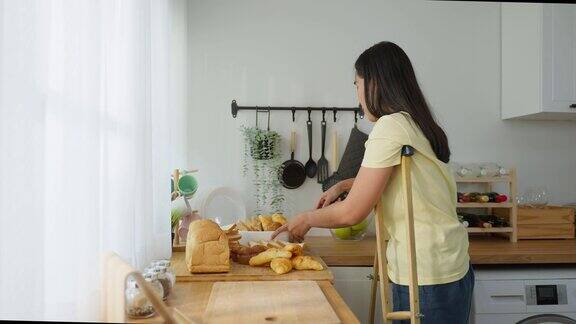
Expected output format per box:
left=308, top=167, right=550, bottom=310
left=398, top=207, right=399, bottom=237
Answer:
left=292, top=108, right=296, bottom=122
left=307, top=108, right=312, bottom=122
left=321, top=109, right=326, bottom=122
left=333, top=109, right=337, bottom=122
left=266, top=107, right=271, bottom=131
left=354, top=111, right=358, bottom=124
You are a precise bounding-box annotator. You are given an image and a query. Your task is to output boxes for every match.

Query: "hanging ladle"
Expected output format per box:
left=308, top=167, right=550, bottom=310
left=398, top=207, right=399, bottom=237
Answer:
left=304, top=109, right=318, bottom=178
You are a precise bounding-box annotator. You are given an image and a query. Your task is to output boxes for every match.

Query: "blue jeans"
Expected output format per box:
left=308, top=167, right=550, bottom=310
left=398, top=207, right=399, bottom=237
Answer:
left=391, top=266, right=475, bottom=324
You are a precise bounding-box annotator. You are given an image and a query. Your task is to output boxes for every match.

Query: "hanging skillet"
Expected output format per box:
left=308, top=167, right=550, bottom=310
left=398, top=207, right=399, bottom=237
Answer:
left=279, top=131, right=306, bottom=189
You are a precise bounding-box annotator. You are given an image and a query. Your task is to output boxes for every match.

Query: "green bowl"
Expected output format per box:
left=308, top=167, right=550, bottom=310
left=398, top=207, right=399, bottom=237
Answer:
left=178, top=174, right=199, bottom=197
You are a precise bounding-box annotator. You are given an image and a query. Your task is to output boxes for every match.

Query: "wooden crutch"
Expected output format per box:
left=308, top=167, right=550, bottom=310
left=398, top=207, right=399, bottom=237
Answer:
left=369, top=145, right=422, bottom=324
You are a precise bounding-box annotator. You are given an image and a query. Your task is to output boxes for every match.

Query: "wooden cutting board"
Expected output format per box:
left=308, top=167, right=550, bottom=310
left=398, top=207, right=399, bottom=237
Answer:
left=203, top=281, right=341, bottom=324
left=171, top=252, right=333, bottom=282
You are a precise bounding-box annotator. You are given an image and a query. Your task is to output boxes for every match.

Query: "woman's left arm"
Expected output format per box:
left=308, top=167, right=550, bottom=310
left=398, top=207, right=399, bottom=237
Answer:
left=272, top=166, right=394, bottom=241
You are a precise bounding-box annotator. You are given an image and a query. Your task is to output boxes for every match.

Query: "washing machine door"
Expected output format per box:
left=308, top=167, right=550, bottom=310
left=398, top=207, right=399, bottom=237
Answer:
left=517, top=314, right=576, bottom=324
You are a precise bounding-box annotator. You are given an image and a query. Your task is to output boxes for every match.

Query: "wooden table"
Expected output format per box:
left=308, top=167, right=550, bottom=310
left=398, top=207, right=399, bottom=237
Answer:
left=135, top=281, right=359, bottom=323
left=306, top=236, right=576, bottom=266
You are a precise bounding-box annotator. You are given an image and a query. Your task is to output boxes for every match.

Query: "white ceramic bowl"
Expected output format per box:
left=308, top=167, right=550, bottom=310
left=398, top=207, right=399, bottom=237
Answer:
left=239, top=231, right=288, bottom=245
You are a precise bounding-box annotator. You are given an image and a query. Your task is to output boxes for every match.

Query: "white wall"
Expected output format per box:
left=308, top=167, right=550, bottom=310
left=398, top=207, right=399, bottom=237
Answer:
left=187, top=0, right=576, bottom=225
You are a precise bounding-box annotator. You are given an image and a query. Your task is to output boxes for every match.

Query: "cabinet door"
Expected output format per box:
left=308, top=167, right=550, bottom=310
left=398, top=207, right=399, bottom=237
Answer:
left=331, top=267, right=384, bottom=324
left=542, top=4, right=576, bottom=113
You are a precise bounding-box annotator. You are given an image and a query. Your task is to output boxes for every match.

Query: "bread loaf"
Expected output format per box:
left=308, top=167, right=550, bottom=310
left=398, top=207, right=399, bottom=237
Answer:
left=185, top=219, right=230, bottom=273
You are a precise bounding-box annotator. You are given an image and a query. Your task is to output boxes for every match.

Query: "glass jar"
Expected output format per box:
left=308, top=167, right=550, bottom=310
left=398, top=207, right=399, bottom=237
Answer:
left=125, top=273, right=163, bottom=319
left=152, top=266, right=172, bottom=300
left=156, top=261, right=175, bottom=288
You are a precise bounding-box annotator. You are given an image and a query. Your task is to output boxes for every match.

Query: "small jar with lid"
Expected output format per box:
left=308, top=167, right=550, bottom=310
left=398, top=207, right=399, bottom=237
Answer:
left=156, top=260, right=176, bottom=288
left=152, top=266, right=172, bottom=300
left=124, top=273, right=164, bottom=319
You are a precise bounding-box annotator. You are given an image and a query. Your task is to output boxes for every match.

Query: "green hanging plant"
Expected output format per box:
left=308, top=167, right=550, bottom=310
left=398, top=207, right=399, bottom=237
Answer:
left=241, top=126, right=284, bottom=214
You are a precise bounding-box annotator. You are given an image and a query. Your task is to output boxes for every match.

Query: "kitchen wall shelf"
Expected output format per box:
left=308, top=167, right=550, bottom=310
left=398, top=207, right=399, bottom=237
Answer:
left=455, top=176, right=512, bottom=183
left=467, top=227, right=514, bottom=233
left=456, top=168, right=518, bottom=242
left=457, top=203, right=514, bottom=208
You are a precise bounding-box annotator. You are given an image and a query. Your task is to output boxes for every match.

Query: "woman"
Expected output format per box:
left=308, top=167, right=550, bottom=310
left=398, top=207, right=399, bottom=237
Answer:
left=272, top=41, right=473, bottom=323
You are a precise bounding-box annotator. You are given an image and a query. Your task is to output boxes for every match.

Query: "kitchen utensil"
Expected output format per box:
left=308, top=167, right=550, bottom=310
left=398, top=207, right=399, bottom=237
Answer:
left=317, top=117, right=329, bottom=183
left=203, top=281, right=340, bottom=324
left=321, top=130, right=341, bottom=191
left=278, top=131, right=306, bottom=189
left=332, top=129, right=338, bottom=174
left=304, top=112, right=317, bottom=178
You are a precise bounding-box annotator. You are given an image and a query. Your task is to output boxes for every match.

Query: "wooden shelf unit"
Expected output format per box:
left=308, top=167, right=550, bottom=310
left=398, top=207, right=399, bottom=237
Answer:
left=456, top=168, right=518, bottom=242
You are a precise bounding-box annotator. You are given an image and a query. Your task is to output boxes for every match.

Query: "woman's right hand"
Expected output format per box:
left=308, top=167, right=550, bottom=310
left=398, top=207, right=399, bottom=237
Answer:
left=316, top=183, right=344, bottom=209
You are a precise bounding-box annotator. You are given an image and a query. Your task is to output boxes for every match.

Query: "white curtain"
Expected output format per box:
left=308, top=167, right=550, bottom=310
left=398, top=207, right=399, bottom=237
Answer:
left=0, top=0, right=189, bottom=321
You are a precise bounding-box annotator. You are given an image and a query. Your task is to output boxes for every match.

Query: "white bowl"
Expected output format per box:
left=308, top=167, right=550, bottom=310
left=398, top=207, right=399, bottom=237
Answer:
left=239, top=231, right=288, bottom=245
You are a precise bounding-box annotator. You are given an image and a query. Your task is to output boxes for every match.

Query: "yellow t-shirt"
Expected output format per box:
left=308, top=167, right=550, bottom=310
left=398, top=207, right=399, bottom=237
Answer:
left=361, top=111, right=469, bottom=285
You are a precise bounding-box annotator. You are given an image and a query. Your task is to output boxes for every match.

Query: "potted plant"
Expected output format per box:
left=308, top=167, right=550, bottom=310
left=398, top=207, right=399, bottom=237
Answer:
left=241, top=126, right=285, bottom=214
left=171, top=208, right=183, bottom=243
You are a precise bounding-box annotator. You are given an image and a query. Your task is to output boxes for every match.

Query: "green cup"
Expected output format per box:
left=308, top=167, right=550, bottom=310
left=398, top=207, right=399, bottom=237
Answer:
left=178, top=174, right=199, bottom=197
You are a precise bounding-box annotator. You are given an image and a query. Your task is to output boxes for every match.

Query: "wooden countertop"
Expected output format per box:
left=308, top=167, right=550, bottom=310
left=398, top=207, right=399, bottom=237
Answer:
left=306, top=236, right=576, bottom=266
left=134, top=281, right=359, bottom=324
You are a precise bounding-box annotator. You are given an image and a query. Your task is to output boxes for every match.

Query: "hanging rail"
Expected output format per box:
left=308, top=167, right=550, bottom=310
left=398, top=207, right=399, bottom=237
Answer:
left=231, top=100, right=364, bottom=122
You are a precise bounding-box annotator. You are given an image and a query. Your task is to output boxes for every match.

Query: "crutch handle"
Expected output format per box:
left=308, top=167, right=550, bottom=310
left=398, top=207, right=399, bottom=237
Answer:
left=386, top=311, right=412, bottom=320
left=401, top=145, right=415, bottom=157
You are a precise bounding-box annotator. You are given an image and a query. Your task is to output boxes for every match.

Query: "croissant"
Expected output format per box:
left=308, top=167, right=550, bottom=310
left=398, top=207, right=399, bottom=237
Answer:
left=283, top=243, right=303, bottom=256
left=258, top=215, right=274, bottom=231
left=249, top=248, right=292, bottom=266
left=291, top=255, right=323, bottom=271
left=270, top=258, right=293, bottom=274
left=271, top=213, right=287, bottom=225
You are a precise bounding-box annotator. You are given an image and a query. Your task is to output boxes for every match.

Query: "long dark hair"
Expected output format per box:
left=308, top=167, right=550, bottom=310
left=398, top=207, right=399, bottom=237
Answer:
left=355, top=41, right=451, bottom=163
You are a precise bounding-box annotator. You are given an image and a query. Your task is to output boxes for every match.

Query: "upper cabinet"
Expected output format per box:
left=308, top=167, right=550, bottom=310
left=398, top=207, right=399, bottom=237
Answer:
left=501, top=4, right=576, bottom=120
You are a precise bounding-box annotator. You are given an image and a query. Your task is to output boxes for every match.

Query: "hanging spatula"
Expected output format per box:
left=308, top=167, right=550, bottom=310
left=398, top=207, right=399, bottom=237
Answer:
left=317, top=117, right=329, bottom=183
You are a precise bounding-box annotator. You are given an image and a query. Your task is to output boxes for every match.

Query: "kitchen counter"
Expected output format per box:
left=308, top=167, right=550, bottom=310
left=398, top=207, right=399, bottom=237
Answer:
left=306, top=236, right=576, bottom=266
left=134, top=280, right=358, bottom=324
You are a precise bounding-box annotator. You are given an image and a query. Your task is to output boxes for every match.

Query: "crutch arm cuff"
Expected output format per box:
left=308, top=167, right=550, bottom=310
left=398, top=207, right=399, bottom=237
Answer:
left=401, top=145, right=415, bottom=156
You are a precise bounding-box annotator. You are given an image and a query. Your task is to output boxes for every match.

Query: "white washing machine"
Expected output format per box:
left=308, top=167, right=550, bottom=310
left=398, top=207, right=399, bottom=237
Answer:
left=472, top=266, right=576, bottom=324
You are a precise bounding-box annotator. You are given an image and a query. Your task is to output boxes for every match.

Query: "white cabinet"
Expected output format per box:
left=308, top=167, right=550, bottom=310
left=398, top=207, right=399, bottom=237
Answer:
left=501, top=4, right=576, bottom=120
left=331, top=266, right=384, bottom=324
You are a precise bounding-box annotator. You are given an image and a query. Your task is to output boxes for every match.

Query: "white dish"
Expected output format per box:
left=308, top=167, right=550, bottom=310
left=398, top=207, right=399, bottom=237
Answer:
left=193, top=187, right=246, bottom=226
left=239, top=231, right=288, bottom=245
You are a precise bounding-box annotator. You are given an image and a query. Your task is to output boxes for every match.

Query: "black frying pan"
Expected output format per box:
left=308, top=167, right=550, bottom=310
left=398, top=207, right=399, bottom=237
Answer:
left=279, top=131, right=306, bottom=189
